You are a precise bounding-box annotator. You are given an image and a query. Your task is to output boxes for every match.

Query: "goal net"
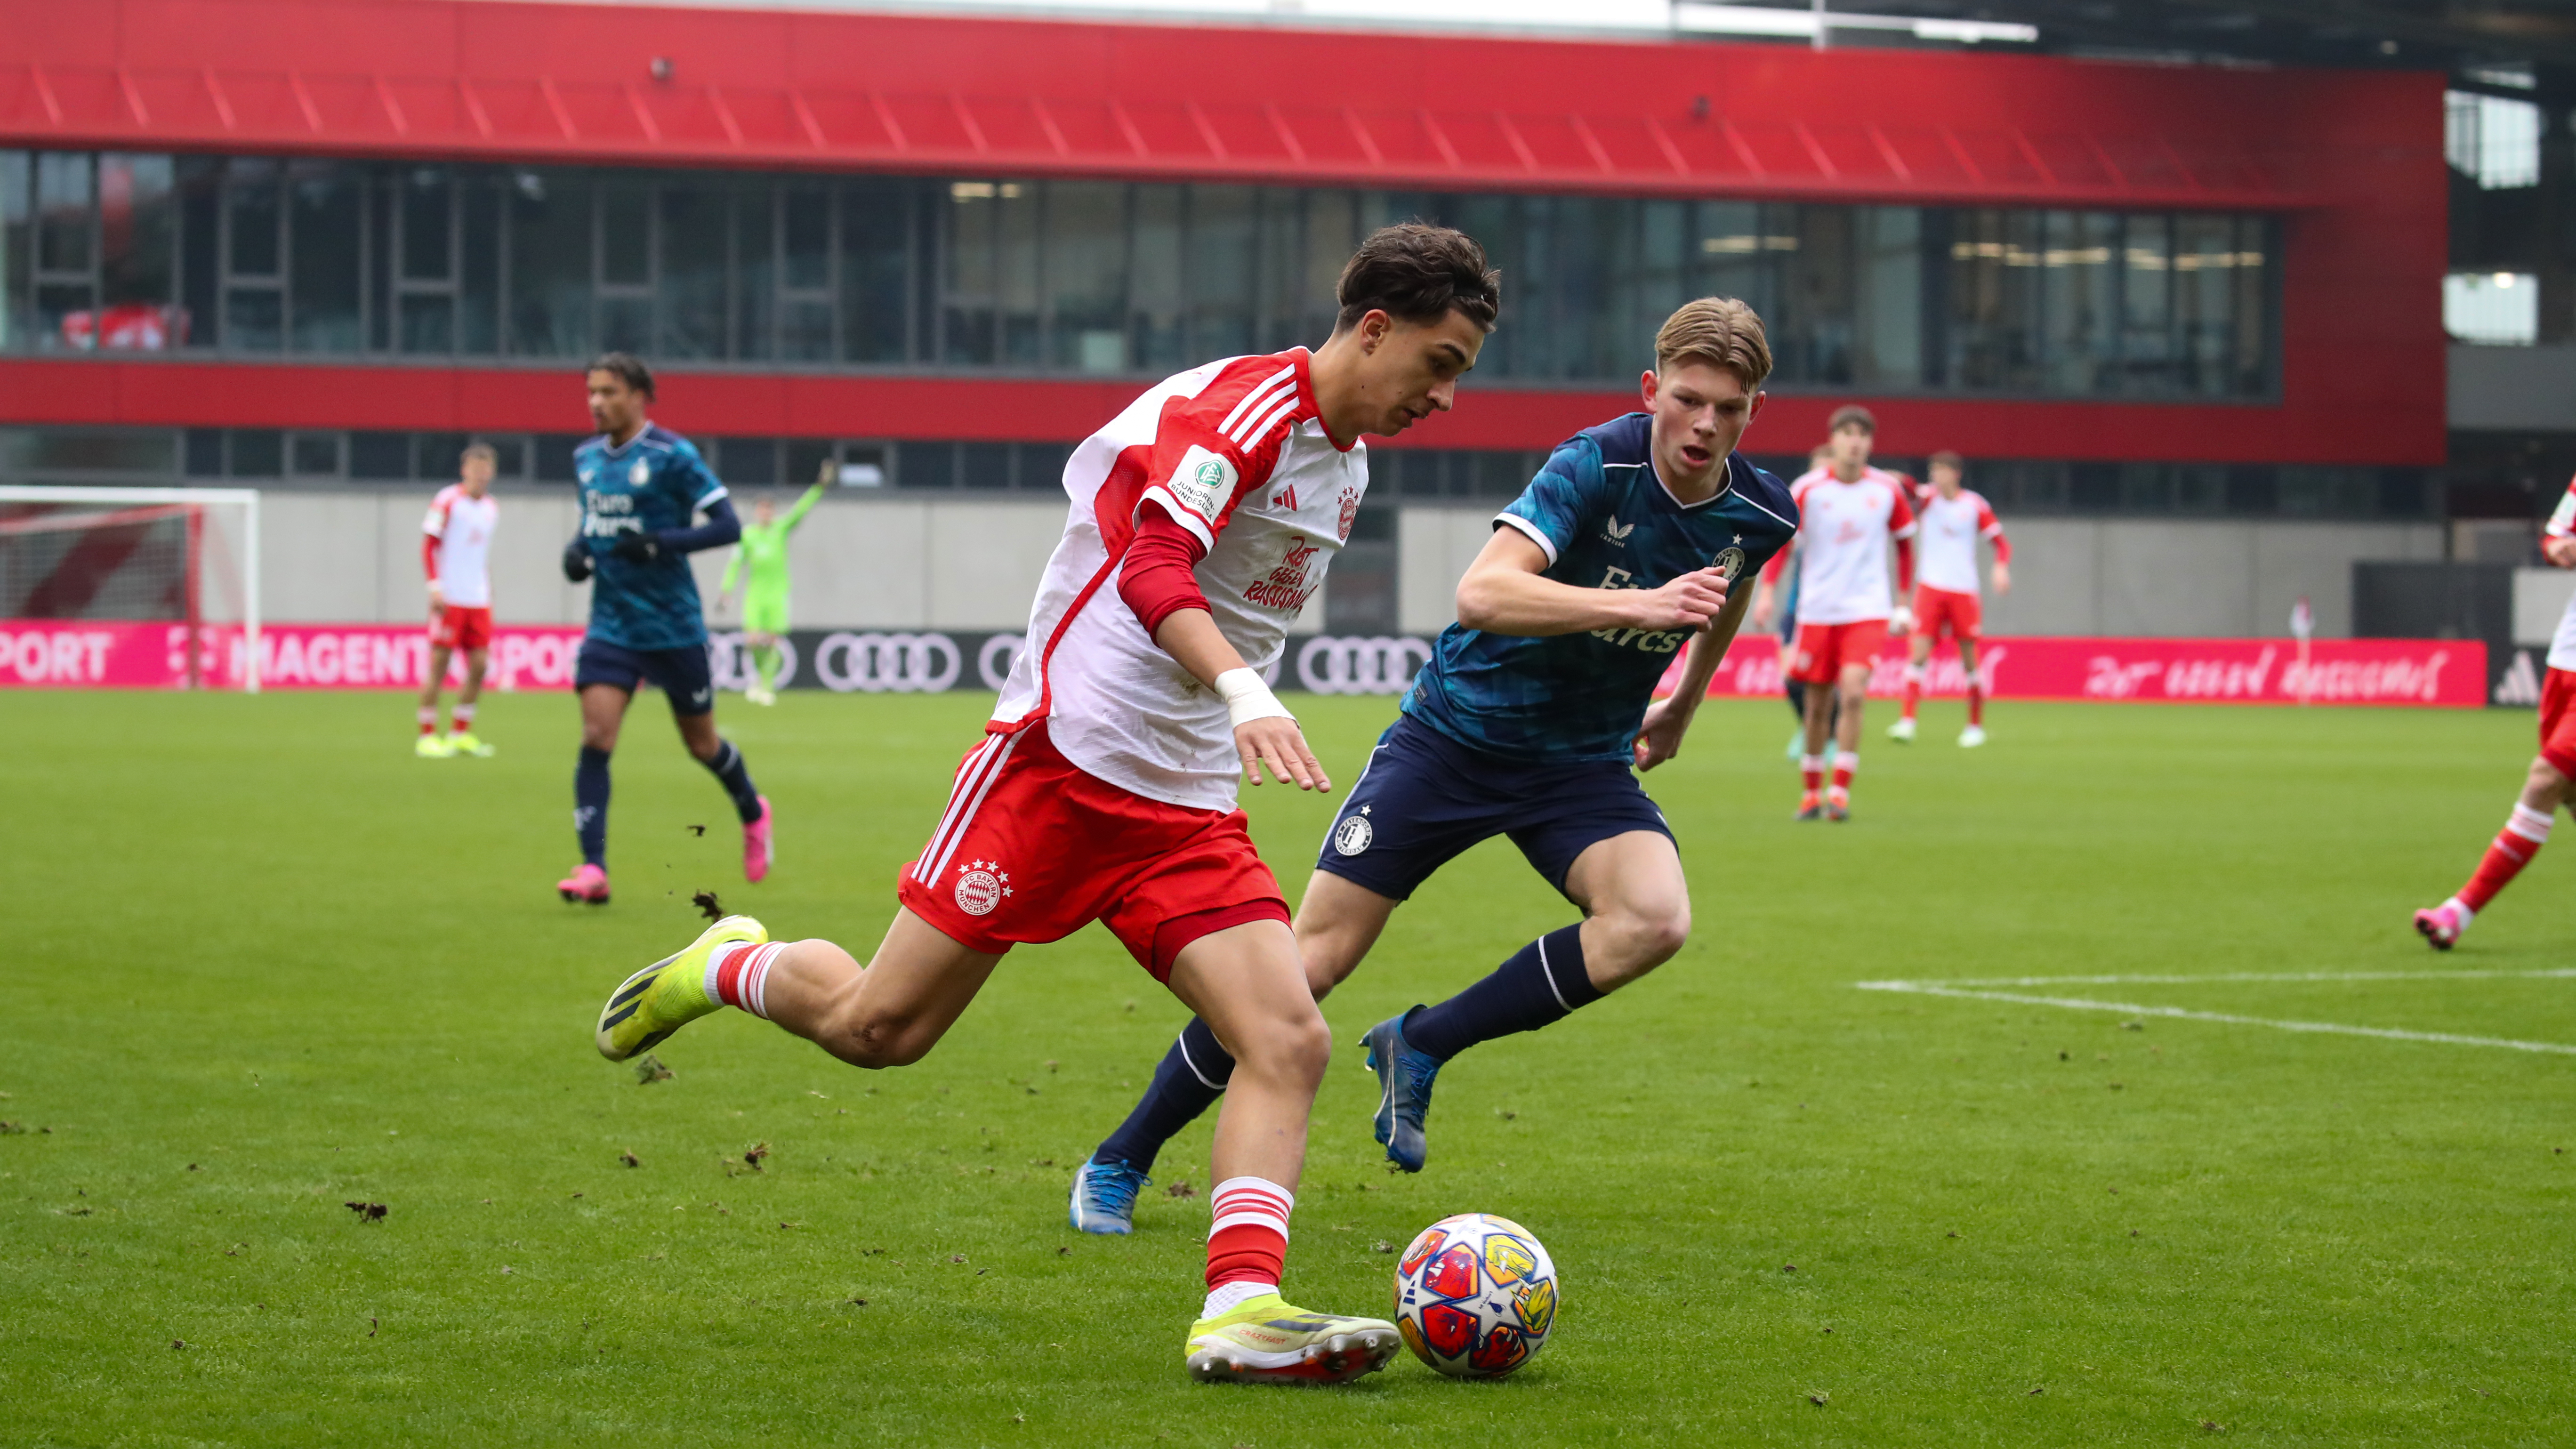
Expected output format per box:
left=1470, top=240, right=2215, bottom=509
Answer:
left=0, top=486, right=263, bottom=690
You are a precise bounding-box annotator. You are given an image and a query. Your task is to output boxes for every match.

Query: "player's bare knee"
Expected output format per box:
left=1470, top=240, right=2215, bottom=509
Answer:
left=1237, top=1008, right=1330, bottom=1087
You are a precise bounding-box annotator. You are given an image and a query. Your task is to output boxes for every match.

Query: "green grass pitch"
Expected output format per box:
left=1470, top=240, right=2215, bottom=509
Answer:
left=3, top=688, right=2571, bottom=1446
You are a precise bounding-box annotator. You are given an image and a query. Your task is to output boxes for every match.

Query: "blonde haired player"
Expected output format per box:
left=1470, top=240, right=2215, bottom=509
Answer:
left=417, top=442, right=499, bottom=758
left=1889, top=450, right=2010, bottom=747
left=591, top=224, right=1501, bottom=1384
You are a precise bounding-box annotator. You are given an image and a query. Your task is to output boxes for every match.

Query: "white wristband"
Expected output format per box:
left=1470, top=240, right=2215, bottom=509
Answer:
left=1215, top=668, right=1294, bottom=730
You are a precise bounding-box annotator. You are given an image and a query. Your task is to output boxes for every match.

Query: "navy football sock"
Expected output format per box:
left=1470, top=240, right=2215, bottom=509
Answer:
left=1404, top=924, right=1602, bottom=1060
left=575, top=746, right=611, bottom=868
left=1093, top=1016, right=1234, bottom=1174
left=701, top=740, right=763, bottom=823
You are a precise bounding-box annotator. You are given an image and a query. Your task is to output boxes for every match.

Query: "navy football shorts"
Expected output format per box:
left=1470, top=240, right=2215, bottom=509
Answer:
left=1313, top=712, right=1672, bottom=902
left=574, top=636, right=716, bottom=716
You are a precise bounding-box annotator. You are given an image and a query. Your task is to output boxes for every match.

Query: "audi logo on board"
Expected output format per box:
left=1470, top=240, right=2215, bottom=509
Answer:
left=719, top=631, right=1433, bottom=695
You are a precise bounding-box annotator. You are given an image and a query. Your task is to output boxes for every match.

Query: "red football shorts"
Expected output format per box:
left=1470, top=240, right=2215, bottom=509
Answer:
left=895, top=718, right=1290, bottom=981
left=2540, top=667, right=2576, bottom=781
left=431, top=605, right=493, bottom=651
left=1789, top=619, right=1889, bottom=686
left=1911, top=585, right=1981, bottom=644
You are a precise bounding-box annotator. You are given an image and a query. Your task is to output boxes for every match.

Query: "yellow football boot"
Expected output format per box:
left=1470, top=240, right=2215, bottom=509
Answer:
left=594, top=914, right=767, bottom=1061
left=1183, top=1294, right=1400, bottom=1385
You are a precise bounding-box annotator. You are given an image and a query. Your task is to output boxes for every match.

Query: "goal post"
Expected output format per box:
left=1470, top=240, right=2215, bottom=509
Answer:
left=0, top=485, right=263, bottom=692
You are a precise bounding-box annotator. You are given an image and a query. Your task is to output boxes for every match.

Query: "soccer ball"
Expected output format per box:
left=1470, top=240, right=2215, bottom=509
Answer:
left=1391, top=1212, right=1558, bottom=1377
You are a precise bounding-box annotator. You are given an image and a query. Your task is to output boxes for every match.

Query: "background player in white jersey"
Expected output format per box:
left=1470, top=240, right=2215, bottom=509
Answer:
left=1890, top=449, right=2011, bottom=748
left=416, top=443, right=499, bottom=759
left=2415, top=472, right=2576, bottom=948
left=1752, top=405, right=1915, bottom=820
left=590, top=225, right=1501, bottom=1385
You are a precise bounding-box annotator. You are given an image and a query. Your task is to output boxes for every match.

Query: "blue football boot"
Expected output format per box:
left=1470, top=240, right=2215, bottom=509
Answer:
left=1361, top=1012, right=1446, bottom=1174
left=1068, top=1157, right=1152, bottom=1235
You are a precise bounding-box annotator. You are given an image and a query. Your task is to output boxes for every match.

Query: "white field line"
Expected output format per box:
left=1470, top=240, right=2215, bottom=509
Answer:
left=1854, top=972, right=2576, bottom=1056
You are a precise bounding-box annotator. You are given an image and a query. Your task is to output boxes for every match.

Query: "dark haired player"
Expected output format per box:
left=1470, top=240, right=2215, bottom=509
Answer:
left=592, top=225, right=1500, bottom=1384
left=1067, top=296, right=1795, bottom=1211
left=554, top=354, right=772, bottom=904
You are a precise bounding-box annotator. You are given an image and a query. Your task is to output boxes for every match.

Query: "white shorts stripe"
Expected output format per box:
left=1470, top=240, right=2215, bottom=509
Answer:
left=921, top=731, right=1023, bottom=886
left=913, top=734, right=1012, bottom=885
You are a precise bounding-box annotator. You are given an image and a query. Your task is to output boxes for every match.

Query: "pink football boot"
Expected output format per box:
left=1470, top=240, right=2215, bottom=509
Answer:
left=742, top=797, right=773, bottom=883
left=556, top=863, right=611, bottom=905
left=2412, top=901, right=2465, bottom=951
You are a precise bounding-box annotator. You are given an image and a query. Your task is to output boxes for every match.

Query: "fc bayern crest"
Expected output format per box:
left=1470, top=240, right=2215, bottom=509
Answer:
left=1332, top=813, right=1373, bottom=856
left=953, top=860, right=1009, bottom=916
left=1712, top=546, right=1747, bottom=580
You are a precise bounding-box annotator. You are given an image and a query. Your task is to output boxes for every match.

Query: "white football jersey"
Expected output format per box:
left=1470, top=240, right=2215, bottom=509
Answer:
left=991, top=348, right=1367, bottom=811
left=1916, top=488, right=2004, bottom=596
left=1788, top=468, right=1917, bottom=625
left=2546, top=477, right=2576, bottom=673
left=424, top=485, right=499, bottom=608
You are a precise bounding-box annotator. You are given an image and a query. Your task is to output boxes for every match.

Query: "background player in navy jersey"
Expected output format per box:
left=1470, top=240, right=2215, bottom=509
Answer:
left=1071, top=298, right=1795, bottom=1224
left=554, top=354, right=772, bottom=904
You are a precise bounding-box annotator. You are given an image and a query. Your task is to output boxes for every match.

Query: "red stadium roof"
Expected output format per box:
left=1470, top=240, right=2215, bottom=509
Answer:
left=0, top=0, right=2401, bottom=209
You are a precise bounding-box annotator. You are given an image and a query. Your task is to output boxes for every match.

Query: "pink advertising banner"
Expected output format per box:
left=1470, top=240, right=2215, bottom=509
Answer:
left=1666, top=635, right=2485, bottom=708
left=0, top=622, right=585, bottom=691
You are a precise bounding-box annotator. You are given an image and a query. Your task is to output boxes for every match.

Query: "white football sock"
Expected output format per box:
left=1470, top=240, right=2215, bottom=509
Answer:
left=1203, top=1280, right=1278, bottom=1319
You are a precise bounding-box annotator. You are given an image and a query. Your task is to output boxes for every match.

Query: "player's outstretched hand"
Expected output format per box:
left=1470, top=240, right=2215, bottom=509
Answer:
left=560, top=536, right=594, bottom=583
left=1236, top=716, right=1331, bottom=793
left=1633, top=567, right=1731, bottom=632
left=1632, top=693, right=1692, bottom=772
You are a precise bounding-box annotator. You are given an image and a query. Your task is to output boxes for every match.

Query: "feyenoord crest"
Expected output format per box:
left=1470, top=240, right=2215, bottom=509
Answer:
left=628, top=458, right=650, bottom=485
left=954, top=860, right=1010, bottom=917
left=1712, top=546, right=1747, bottom=581
left=1332, top=812, right=1373, bottom=857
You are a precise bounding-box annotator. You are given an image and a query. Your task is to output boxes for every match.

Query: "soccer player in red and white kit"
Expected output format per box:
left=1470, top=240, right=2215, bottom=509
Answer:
left=2415, top=474, right=2576, bottom=948
left=417, top=443, right=499, bottom=759
left=1890, top=449, right=2010, bottom=748
left=591, top=225, right=1501, bottom=1383
left=1751, top=405, right=1914, bottom=820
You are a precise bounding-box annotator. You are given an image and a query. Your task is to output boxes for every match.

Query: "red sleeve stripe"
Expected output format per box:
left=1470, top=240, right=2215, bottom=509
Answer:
left=1218, top=365, right=1300, bottom=447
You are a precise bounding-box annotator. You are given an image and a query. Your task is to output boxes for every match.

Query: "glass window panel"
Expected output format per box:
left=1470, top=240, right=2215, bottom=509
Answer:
left=402, top=294, right=455, bottom=354
left=1948, top=208, right=2041, bottom=391
left=598, top=296, right=651, bottom=354
left=1, top=151, right=26, bottom=350
left=600, top=182, right=650, bottom=287
left=2174, top=212, right=2238, bottom=397
left=842, top=179, right=912, bottom=363
left=1130, top=184, right=1183, bottom=372
left=784, top=438, right=834, bottom=487
left=781, top=184, right=830, bottom=292
left=289, top=163, right=363, bottom=353
left=349, top=430, right=408, bottom=478
left=1256, top=188, right=1304, bottom=354
left=1693, top=201, right=1781, bottom=372
left=184, top=428, right=225, bottom=475
left=507, top=169, right=589, bottom=357
left=366, top=178, right=393, bottom=352
left=1187, top=185, right=1257, bottom=361
left=1443, top=194, right=1517, bottom=374
left=2119, top=214, right=2173, bottom=394
left=780, top=300, right=831, bottom=362
left=1779, top=204, right=1854, bottom=385
left=98, top=155, right=173, bottom=317
left=228, top=428, right=282, bottom=477
left=400, top=168, right=451, bottom=281
left=940, top=180, right=998, bottom=365
left=660, top=182, right=728, bottom=361
left=176, top=156, right=218, bottom=350
left=1852, top=207, right=1922, bottom=389
left=1020, top=441, right=1071, bottom=490
left=533, top=434, right=580, bottom=482
left=459, top=177, right=500, bottom=354
left=737, top=185, right=772, bottom=361
left=225, top=287, right=281, bottom=351
left=961, top=441, right=1012, bottom=489
left=1045, top=180, right=1127, bottom=373
left=2041, top=210, right=2117, bottom=394
left=1628, top=199, right=1690, bottom=362
left=289, top=432, right=340, bottom=476
left=1300, top=191, right=1359, bottom=344
left=35, top=151, right=92, bottom=273
left=995, top=182, right=1040, bottom=367
left=415, top=432, right=469, bottom=482
left=224, top=161, right=280, bottom=278
left=718, top=437, right=779, bottom=485
left=2232, top=215, right=2270, bottom=395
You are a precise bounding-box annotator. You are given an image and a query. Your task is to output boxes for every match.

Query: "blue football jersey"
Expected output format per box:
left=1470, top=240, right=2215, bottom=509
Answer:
left=1401, top=413, right=1799, bottom=763
left=573, top=425, right=728, bottom=651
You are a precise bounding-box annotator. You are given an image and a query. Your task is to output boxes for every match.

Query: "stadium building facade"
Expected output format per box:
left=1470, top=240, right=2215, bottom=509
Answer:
left=0, top=0, right=2449, bottom=640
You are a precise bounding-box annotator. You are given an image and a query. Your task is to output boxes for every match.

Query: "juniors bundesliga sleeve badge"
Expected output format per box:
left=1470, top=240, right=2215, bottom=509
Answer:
left=1166, top=445, right=1238, bottom=523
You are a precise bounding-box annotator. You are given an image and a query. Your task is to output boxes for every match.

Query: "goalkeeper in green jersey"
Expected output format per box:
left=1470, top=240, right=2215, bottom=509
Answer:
left=721, top=462, right=828, bottom=704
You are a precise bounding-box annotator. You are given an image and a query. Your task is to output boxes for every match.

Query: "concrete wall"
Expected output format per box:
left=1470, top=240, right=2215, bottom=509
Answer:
left=2514, top=566, right=2576, bottom=645
left=1395, top=506, right=2443, bottom=639
left=2450, top=342, right=2576, bottom=433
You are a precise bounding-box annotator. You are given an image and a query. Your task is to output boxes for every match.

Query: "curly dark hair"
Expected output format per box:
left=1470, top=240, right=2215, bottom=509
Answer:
left=1335, top=223, right=1502, bottom=334
left=586, top=351, right=656, bottom=402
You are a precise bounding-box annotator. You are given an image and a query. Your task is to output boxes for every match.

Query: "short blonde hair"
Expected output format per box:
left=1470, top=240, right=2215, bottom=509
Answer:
left=1656, top=297, right=1773, bottom=389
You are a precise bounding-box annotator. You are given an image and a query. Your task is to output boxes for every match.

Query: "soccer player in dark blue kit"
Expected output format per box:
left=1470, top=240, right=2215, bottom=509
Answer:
left=554, top=354, right=774, bottom=904
left=1070, top=298, right=1797, bottom=1228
